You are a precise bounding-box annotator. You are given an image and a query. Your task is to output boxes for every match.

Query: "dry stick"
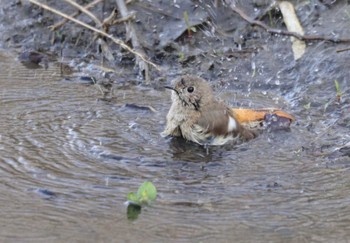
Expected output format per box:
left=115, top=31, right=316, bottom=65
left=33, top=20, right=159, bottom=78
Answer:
left=103, top=8, right=118, bottom=28
left=112, top=13, right=136, bottom=25
left=336, top=47, right=350, bottom=53
left=115, top=0, right=150, bottom=83
left=228, top=4, right=350, bottom=43
left=50, top=0, right=102, bottom=31
left=63, top=0, right=102, bottom=26
left=29, top=0, right=160, bottom=71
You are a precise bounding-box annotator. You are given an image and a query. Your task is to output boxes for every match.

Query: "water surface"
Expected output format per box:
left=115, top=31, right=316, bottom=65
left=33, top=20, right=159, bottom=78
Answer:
left=0, top=50, right=349, bottom=242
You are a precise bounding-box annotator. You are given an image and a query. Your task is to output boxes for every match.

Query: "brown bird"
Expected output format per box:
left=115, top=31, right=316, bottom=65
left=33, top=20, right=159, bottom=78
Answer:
left=162, top=75, right=295, bottom=145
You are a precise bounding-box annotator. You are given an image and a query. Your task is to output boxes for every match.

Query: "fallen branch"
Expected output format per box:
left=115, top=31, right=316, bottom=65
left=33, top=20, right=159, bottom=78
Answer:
left=111, top=13, right=136, bottom=25
left=63, top=0, right=102, bottom=27
left=29, top=0, right=160, bottom=72
left=226, top=2, right=350, bottom=43
left=279, top=1, right=305, bottom=60
left=336, top=47, right=350, bottom=53
left=102, top=10, right=136, bottom=33
left=50, top=0, right=102, bottom=31
left=102, top=8, right=118, bottom=32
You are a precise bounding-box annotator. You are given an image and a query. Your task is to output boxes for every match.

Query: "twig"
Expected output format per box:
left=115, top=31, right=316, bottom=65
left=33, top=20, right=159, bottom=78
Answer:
left=100, top=8, right=118, bottom=33
left=103, top=8, right=118, bottom=28
left=336, top=47, right=350, bottom=53
left=29, top=0, right=160, bottom=71
left=112, top=13, right=136, bottom=25
left=50, top=0, right=102, bottom=31
left=226, top=2, right=350, bottom=43
left=102, top=9, right=135, bottom=32
left=115, top=0, right=150, bottom=83
left=63, top=0, right=102, bottom=27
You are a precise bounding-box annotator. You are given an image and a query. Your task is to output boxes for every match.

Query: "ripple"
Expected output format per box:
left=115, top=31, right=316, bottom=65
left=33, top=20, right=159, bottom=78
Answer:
left=1, top=50, right=350, bottom=242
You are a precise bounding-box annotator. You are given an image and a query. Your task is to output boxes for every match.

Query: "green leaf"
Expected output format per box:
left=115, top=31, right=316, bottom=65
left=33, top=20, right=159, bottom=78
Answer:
left=137, top=181, right=157, bottom=204
left=334, top=80, right=342, bottom=96
left=183, top=11, right=190, bottom=28
left=127, top=192, right=140, bottom=204
left=126, top=182, right=157, bottom=208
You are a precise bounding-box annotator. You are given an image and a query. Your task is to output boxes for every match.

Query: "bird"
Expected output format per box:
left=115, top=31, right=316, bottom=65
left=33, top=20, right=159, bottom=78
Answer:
left=162, top=75, right=295, bottom=146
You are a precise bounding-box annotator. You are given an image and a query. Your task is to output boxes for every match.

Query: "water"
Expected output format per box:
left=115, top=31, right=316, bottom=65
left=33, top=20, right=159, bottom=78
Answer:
left=0, top=50, right=350, bottom=242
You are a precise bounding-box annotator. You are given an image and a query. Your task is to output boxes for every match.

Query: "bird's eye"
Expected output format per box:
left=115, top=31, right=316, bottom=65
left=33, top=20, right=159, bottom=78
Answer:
left=187, top=87, right=194, bottom=93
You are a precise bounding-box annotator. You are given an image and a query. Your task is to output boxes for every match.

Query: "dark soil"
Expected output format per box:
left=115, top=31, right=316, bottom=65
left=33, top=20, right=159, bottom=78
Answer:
left=1, top=1, right=347, bottom=82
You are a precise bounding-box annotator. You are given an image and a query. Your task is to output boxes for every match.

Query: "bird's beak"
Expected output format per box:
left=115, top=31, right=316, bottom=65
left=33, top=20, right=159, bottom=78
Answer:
left=164, top=85, right=175, bottom=91
left=164, top=86, right=179, bottom=95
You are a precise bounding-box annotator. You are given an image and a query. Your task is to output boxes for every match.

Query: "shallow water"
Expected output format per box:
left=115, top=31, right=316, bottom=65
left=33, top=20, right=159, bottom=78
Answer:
left=0, top=49, right=349, bottom=243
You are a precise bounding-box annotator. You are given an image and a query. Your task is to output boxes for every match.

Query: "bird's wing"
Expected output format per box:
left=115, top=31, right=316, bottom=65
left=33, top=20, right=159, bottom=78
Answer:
left=196, top=103, right=233, bottom=136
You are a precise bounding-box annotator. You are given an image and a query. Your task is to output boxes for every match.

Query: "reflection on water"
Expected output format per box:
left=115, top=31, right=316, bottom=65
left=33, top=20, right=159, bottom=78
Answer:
left=0, top=49, right=349, bottom=242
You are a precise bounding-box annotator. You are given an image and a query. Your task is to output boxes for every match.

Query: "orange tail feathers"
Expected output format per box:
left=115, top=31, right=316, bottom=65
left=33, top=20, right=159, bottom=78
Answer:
left=232, top=108, right=295, bottom=124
